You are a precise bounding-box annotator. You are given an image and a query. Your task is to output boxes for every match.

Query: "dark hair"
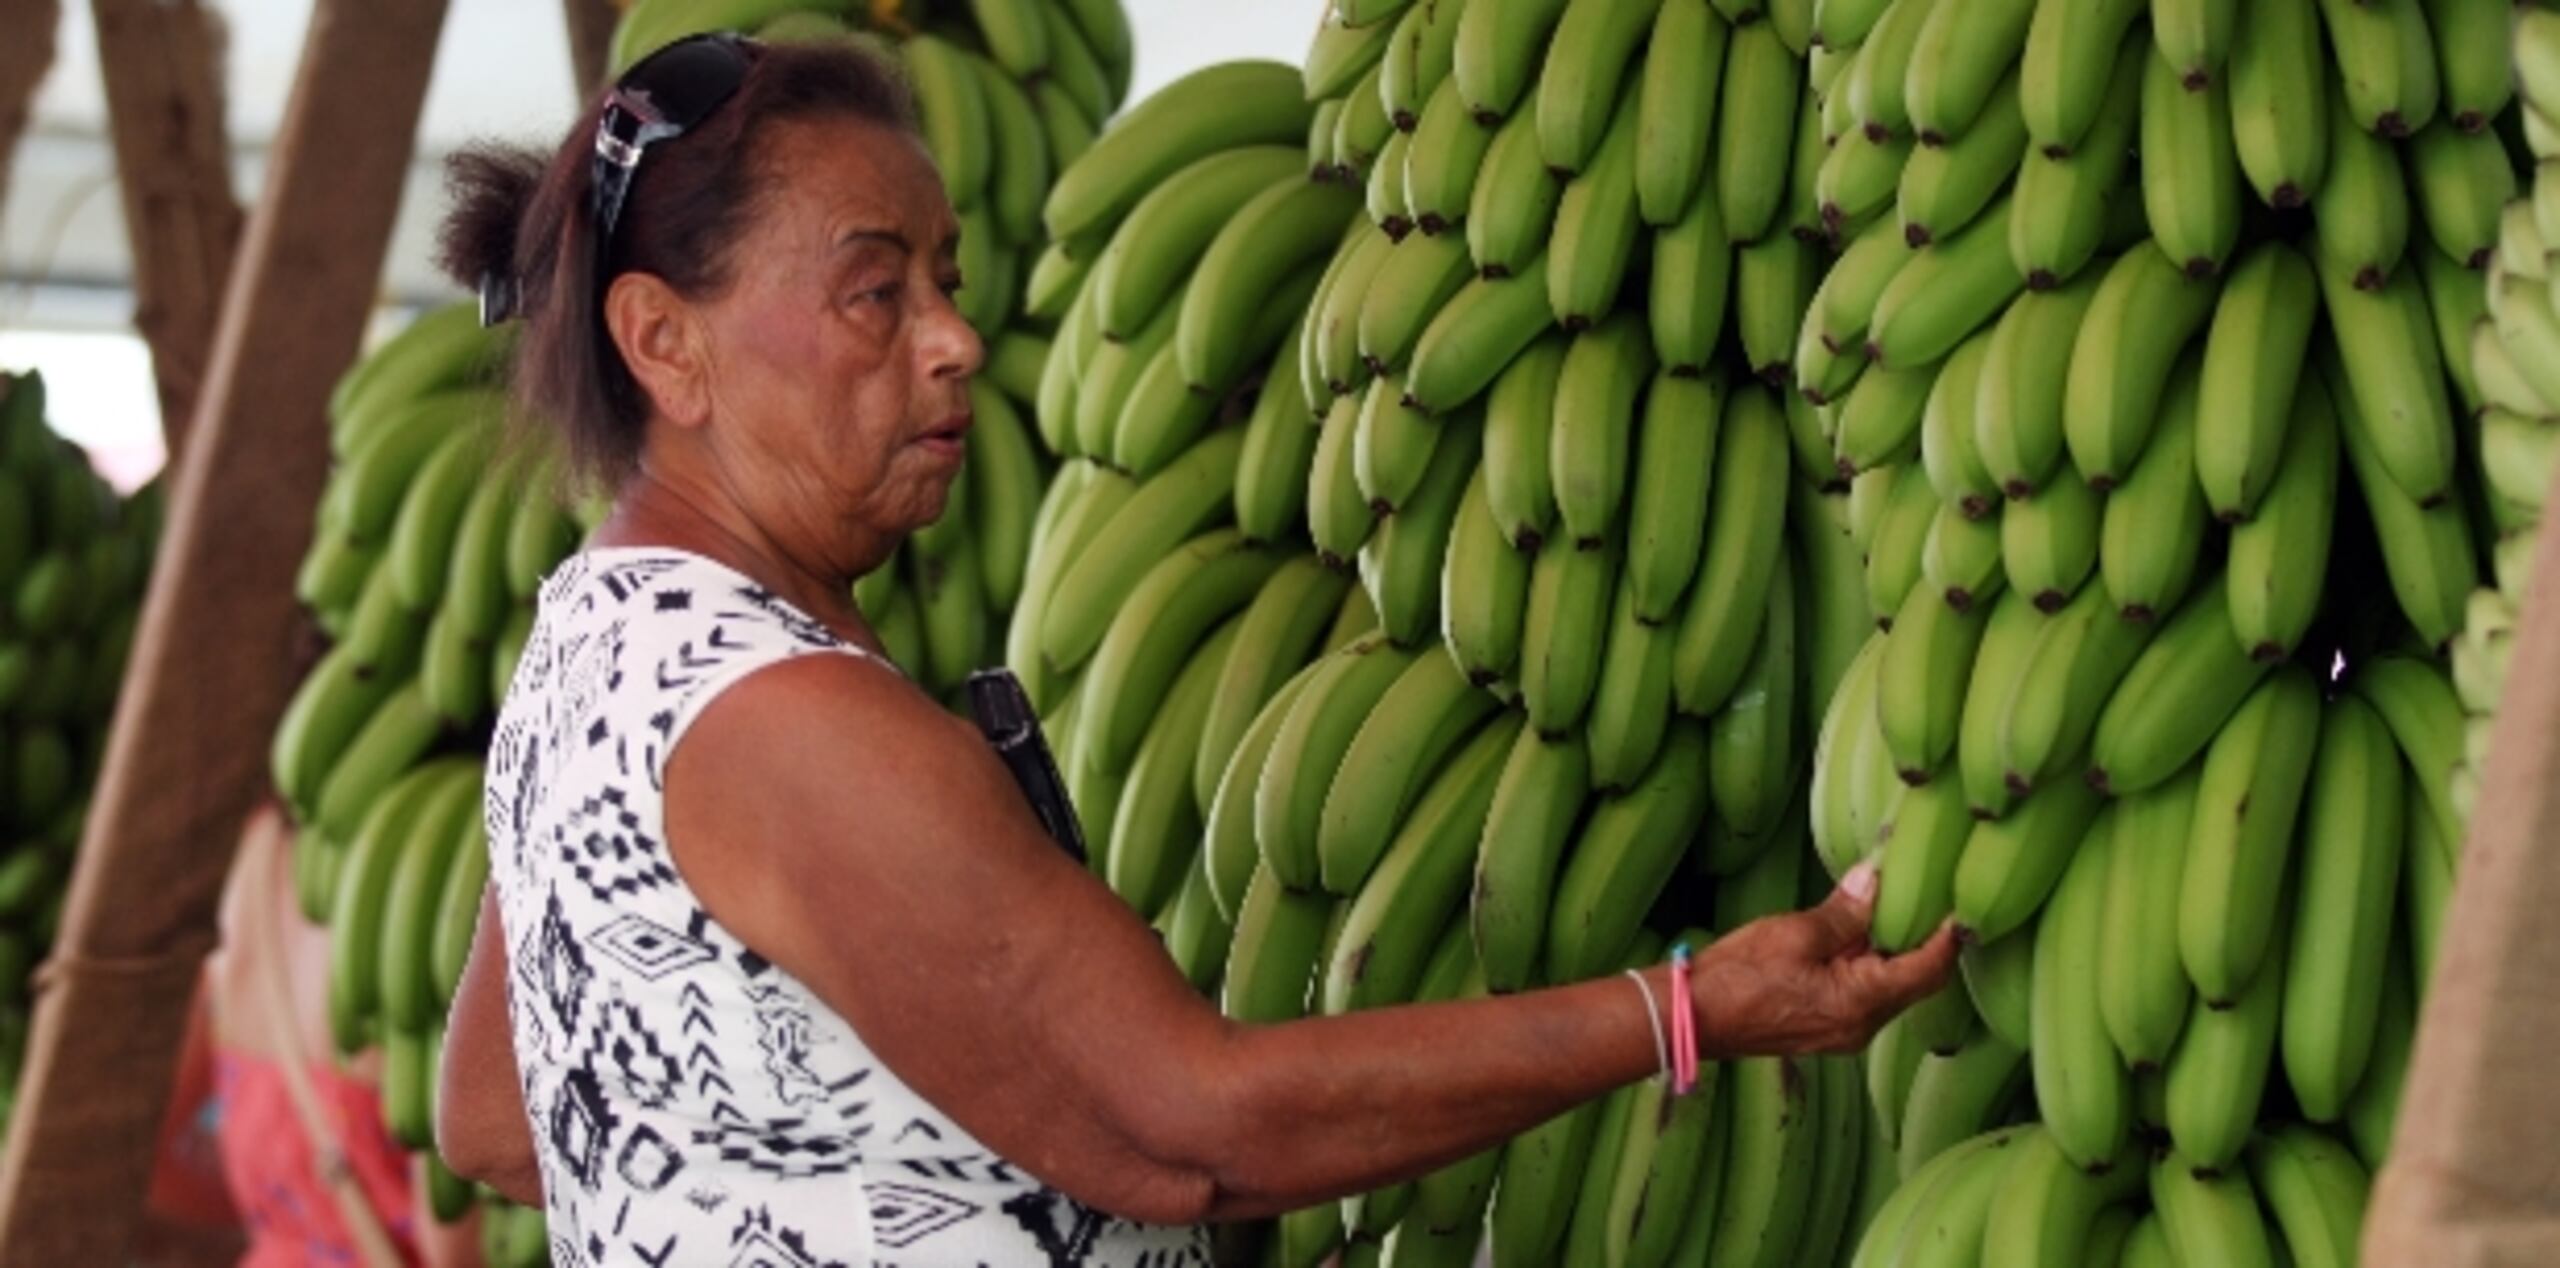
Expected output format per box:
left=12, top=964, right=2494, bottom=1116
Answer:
left=435, top=37, right=917, bottom=493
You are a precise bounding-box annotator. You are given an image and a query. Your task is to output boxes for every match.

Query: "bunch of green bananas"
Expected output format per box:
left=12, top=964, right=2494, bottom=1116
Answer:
left=0, top=369, right=160, bottom=1142
left=270, top=299, right=563, bottom=1232
left=2451, top=4, right=2560, bottom=822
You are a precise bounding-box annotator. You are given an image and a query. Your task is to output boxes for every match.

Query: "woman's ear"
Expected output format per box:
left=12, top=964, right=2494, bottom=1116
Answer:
left=604, top=272, right=712, bottom=429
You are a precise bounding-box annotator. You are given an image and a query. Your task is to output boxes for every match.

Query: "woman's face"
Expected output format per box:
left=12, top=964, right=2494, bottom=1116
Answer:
left=672, top=114, right=983, bottom=568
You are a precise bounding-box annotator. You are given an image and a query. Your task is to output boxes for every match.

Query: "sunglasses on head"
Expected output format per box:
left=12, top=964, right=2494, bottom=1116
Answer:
left=486, top=31, right=760, bottom=326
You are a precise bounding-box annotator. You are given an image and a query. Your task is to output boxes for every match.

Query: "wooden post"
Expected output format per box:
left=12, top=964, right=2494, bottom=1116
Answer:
left=0, top=0, right=61, bottom=215
left=90, top=0, right=244, bottom=452
left=565, top=0, right=619, bottom=96
left=0, top=0, right=450, bottom=1260
left=2365, top=500, right=2560, bottom=1264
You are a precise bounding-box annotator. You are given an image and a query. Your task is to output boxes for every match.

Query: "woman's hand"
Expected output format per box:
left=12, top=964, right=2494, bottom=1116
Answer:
left=1689, top=861, right=1963, bottom=1058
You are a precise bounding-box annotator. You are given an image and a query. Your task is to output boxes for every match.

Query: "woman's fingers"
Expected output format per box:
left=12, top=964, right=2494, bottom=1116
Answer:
left=1845, top=918, right=1965, bottom=1021
left=1794, top=860, right=1885, bottom=958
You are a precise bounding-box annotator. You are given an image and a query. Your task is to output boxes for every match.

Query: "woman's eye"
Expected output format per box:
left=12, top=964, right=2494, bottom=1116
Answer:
left=852, top=281, right=901, bottom=305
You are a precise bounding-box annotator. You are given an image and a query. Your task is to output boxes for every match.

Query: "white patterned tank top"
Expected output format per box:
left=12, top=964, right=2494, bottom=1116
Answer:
left=483, top=547, right=1214, bottom=1267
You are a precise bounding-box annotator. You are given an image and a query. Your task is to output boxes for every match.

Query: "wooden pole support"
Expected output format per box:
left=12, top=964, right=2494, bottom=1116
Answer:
left=0, top=0, right=450, bottom=1260
left=2366, top=497, right=2560, bottom=1263
left=565, top=0, right=619, bottom=96
left=91, top=0, right=245, bottom=452
left=0, top=0, right=61, bottom=216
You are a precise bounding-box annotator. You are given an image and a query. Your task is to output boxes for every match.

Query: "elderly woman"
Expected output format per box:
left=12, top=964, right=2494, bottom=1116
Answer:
left=431, top=32, right=1959, bottom=1266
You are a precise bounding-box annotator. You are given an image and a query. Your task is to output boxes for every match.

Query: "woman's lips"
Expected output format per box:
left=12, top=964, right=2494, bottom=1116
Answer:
left=916, top=412, right=972, bottom=457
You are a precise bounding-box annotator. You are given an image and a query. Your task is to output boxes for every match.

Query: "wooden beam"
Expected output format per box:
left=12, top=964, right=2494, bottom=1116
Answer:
left=2366, top=497, right=2560, bottom=1262
left=565, top=0, right=619, bottom=97
left=0, top=0, right=450, bottom=1260
left=0, top=0, right=61, bottom=216
left=90, top=0, right=244, bottom=453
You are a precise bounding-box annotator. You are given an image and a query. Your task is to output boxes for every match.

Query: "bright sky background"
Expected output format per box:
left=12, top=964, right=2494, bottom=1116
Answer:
left=1, top=0, right=1322, bottom=490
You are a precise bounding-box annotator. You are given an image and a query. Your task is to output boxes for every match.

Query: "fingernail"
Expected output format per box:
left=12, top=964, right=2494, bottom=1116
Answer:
left=1841, top=861, right=1878, bottom=902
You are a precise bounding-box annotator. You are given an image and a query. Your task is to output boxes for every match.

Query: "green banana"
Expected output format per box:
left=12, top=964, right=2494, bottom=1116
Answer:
left=1549, top=315, right=1656, bottom=546
left=2344, top=948, right=2416, bottom=1168
left=2062, top=242, right=2223, bottom=490
left=1090, top=146, right=1309, bottom=339
left=2152, top=1155, right=2278, bottom=1264
left=1405, top=76, right=1499, bottom=235
left=2407, top=121, right=2516, bottom=268
left=2311, top=86, right=2413, bottom=287
left=1471, top=723, right=1593, bottom=993
left=1842, top=0, right=1945, bottom=143
left=1355, top=376, right=1444, bottom=518
left=2098, top=767, right=2200, bottom=1070
left=1866, top=194, right=2023, bottom=370
left=2327, top=348, right=2475, bottom=646
left=1547, top=80, right=1647, bottom=327
left=2225, top=377, right=2340, bottom=658
left=2195, top=242, right=2319, bottom=520
left=1520, top=532, right=1619, bottom=736
left=1706, top=547, right=1800, bottom=840
left=1973, top=271, right=2105, bottom=499
left=2000, top=464, right=2102, bottom=612
left=1854, top=1126, right=2028, bottom=1265
left=1206, top=666, right=1326, bottom=923
left=1584, top=574, right=1678, bottom=792
left=2009, top=37, right=2147, bottom=290
left=1312, top=393, right=1381, bottom=569
left=1670, top=387, right=1791, bottom=715
left=1625, top=371, right=1726, bottom=621
left=1649, top=166, right=1735, bottom=374
left=1319, top=647, right=1499, bottom=896
left=2248, top=1125, right=2372, bottom=1268
left=2281, top=695, right=2407, bottom=1123
left=1636, top=0, right=1728, bottom=226
left=1465, top=106, right=1564, bottom=278
left=1920, top=329, right=2002, bottom=515
left=1316, top=222, right=1400, bottom=403
left=1953, top=591, right=2049, bottom=818
left=1369, top=129, right=1417, bottom=237
left=2032, top=817, right=2134, bottom=1168
left=1734, top=232, right=1823, bottom=382
left=2140, top=46, right=2244, bottom=278
left=1923, top=499, right=2006, bottom=612
left=1489, top=1098, right=1604, bottom=1268
left=1039, top=428, right=1249, bottom=673
left=1901, top=0, right=2036, bottom=143
left=1545, top=722, right=1711, bottom=983
left=1704, top=1053, right=1823, bottom=1267
left=1044, top=61, right=1313, bottom=242
left=1898, top=1033, right=2031, bottom=1178
left=1715, top=23, right=1807, bottom=244
left=1962, top=921, right=2037, bottom=1050
left=1324, top=715, right=1521, bottom=1012
left=1873, top=776, right=1976, bottom=953
left=1224, top=861, right=1338, bottom=1023
left=1178, top=175, right=1365, bottom=391
left=2429, top=0, right=2514, bottom=132
left=2088, top=579, right=2272, bottom=796
left=1451, top=0, right=1570, bottom=123
left=2228, top=0, right=2331, bottom=208
left=1877, top=581, right=1992, bottom=782
left=2167, top=894, right=2293, bottom=1174
left=1978, top=1127, right=2146, bottom=1268
left=1816, top=128, right=1916, bottom=236
left=1949, top=770, right=2104, bottom=943
left=1441, top=466, right=1532, bottom=686
left=1405, top=259, right=1559, bottom=417
left=1535, top=0, right=1664, bottom=177
left=2018, top=0, right=2149, bottom=157
left=2314, top=0, right=2440, bottom=137
left=1258, top=637, right=1421, bottom=890
left=2091, top=350, right=2205, bottom=612
left=1480, top=342, right=1568, bottom=550
left=2349, top=653, right=2467, bottom=857
left=1892, top=1119, right=2033, bottom=1268
left=1077, top=531, right=1282, bottom=776
left=1899, top=65, right=2030, bottom=247
left=2177, top=666, right=2322, bottom=1006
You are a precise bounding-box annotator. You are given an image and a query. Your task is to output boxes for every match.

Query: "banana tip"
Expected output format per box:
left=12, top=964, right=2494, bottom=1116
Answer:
left=2179, top=68, right=2211, bottom=92
left=2085, top=768, right=2112, bottom=795
left=1904, top=224, right=1933, bottom=248
left=2377, top=113, right=2412, bottom=139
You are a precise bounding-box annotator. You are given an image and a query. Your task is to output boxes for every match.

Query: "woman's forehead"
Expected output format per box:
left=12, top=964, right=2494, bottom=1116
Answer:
left=759, top=117, right=952, bottom=238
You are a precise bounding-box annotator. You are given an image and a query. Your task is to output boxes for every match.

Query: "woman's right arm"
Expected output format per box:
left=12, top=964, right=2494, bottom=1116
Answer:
left=434, top=890, right=545, bottom=1209
left=665, top=654, right=1961, bottom=1226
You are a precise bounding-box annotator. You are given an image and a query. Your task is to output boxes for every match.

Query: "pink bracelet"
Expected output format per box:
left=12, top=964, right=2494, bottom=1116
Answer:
left=1669, top=942, right=1700, bottom=1096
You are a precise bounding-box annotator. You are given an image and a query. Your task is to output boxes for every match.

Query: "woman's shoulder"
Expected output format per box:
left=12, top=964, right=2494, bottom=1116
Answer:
left=539, top=546, right=845, bottom=653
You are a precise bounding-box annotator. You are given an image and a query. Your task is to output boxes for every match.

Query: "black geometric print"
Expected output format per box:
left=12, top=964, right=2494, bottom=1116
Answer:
left=483, top=550, right=1212, bottom=1265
